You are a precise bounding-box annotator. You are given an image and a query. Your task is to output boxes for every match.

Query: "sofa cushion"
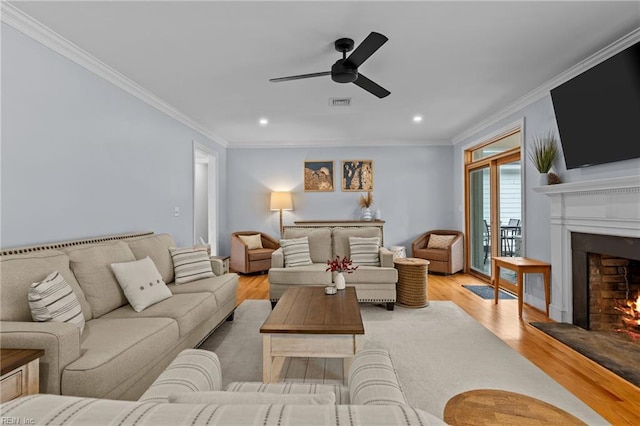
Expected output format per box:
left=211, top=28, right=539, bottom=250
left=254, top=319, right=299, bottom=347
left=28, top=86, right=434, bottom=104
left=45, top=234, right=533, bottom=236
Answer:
left=101, top=292, right=217, bottom=337
left=349, top=236, right=381, bottom=266
left=282, top=228, right=332, bottom=263
left=280, top=237, right=313, bottom=267
left=169, top=246, right=215, bottom=284
left=268, top=263, right=332, bottom=285
left=344, top=266, right=397, bottom=284
left=29, top=271, right=86, bottom=333
left=167, top=274, right=237, bottom=307
left=225, top=382, right=350, bottom=404
left=333, top=227, right=382, bottom=259
left=414, top=248, right=449, bottom=262
left=64, top=241, right=137, bottom=318
left=238, top=234, right=263, bottom=250
left=62, top=317, right=179, bottom=398
left=247, top=248, right=273, bottom=261
left=168, top=391, right=336, bottom=405
left=427, top=234, right=455, bottom=249
left=348, top=349, right=407, bottom=406
left=127, top=234, right=176, bottom=283
left=0, top=250, right=92, bottom=321
left=111, top=257, right=173, bottom=312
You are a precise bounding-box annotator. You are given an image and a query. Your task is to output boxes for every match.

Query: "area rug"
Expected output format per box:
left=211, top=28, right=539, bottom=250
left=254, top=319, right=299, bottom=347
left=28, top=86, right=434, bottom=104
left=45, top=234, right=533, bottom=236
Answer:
left=462, top=284, right=516, bottom=300
left=199, top=300, right=605, bottom=424
left=529, top=322, right=640, bottom=388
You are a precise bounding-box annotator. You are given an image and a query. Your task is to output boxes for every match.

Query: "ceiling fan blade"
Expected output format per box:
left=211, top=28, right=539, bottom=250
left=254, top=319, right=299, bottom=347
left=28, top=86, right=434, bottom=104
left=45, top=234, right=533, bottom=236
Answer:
left=269, top=71, right=331, bottom=82
left=353, top=73, right=390, bottom=98
left=345, top=32, right=388, bottom=68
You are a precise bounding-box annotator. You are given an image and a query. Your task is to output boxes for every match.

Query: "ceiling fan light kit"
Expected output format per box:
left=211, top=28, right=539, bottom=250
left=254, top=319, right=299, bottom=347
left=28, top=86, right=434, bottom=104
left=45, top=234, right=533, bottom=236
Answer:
left=270, top=32, right=390, bottom=98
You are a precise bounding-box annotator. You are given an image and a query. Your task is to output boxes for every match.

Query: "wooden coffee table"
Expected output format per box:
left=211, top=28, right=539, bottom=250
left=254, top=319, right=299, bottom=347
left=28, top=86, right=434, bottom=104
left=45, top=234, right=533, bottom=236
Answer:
left=260, top=286, right=364, bottom=383
left=443, top=389, right=586, bottom=425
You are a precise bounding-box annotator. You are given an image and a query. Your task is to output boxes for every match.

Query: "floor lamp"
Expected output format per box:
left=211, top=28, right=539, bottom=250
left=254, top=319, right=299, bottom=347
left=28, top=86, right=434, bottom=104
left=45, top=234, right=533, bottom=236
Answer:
left=270, top=192, right=293, bottom=237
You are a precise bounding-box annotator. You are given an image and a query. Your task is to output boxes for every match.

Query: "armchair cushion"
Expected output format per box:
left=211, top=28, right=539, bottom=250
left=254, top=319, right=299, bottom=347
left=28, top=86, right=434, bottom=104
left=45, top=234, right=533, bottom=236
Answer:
left=426, top=234, right=456, bottom=249
left=248, top=248, right=274, bottom=261
left=238, top=234, right=263, bottom=250
left=414, top=248, right=449, bottom=262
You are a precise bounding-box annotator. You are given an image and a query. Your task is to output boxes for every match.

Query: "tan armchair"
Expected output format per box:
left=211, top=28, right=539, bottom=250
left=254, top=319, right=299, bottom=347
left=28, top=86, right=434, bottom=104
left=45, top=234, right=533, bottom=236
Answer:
left=411, top=230, right=464, bottom=275
left=230, top=231, right=280, bottom=274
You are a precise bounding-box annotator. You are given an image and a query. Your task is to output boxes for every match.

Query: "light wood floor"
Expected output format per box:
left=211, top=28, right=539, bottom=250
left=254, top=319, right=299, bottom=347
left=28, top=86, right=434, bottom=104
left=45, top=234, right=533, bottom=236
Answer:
left=234, top=271, right=640, bottom=425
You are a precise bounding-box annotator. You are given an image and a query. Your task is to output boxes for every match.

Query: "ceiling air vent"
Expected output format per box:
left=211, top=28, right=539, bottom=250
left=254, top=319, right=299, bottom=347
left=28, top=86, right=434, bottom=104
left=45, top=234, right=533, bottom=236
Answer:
left=329, top=97, right=351, bottom=107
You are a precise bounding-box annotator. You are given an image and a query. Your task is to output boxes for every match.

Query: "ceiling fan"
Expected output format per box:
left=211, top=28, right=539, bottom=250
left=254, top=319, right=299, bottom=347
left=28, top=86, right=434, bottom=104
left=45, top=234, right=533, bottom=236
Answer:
left=269, top=32, right=390, bottom=98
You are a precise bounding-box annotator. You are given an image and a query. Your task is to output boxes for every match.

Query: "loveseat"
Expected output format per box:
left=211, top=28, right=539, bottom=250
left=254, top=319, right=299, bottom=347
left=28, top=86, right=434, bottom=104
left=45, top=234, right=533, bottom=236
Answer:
left=0, top=232, right=238, bottom=400
left=0, top=348, right=445, bottom=425
left=268, top=227, right=398, bottom=310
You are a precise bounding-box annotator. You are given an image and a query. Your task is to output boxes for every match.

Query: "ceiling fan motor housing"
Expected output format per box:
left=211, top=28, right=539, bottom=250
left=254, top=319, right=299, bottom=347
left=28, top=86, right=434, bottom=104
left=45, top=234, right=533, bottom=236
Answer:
left=331, top=59, right=358, bottom=83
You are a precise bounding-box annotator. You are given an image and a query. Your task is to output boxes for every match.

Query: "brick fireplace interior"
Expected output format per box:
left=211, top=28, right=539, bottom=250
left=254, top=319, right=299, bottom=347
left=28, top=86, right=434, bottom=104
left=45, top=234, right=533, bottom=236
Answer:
left=571, top=232, right=640, bottom=331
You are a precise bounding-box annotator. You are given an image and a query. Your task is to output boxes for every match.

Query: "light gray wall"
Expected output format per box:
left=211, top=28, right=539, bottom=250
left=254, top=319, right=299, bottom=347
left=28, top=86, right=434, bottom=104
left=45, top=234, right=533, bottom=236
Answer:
left=1, top=24, right=228, bottom=248
left=452, top=94, right=640, bottom=309
left=224, top=146, right=456, bottom=256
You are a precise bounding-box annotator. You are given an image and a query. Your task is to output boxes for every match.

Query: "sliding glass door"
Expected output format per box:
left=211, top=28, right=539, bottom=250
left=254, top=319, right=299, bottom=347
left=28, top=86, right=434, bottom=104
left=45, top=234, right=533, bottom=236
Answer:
left=465, top=128, right=522, bottom=283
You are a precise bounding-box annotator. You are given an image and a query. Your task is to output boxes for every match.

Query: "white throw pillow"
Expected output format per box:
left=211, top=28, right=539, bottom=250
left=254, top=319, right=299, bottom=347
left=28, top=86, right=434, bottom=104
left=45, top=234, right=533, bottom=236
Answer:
left=280, top=237, right=313, bottom=267
left=169, top=246, right=215, bottom=284
left=168, top=391, right=335, bottom=405
left=29, top=271, right=85, bottom=333
left=238, top=234, right=263, bottom=250
left=111, top=257, right=172, bottom=312
left=349, top=236, right=381, bottom=266
left=427, top=234, right=456, bottom=250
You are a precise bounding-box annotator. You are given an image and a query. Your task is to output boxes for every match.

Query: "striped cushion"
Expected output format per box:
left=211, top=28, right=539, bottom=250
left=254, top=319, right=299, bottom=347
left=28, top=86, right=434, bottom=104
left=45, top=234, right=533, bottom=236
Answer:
left=28, top=271, right=85, bottom=333
left=349, top=236, right=381, bottom=266
left=168, top=391, right=335, bottom=405
left=225, top=382, right=350, bottom=405
left=348, top=349, right=408, bottom=406
left=280, top=237, right=313, bottom=267
left=169, top=246, right=215, bottom=284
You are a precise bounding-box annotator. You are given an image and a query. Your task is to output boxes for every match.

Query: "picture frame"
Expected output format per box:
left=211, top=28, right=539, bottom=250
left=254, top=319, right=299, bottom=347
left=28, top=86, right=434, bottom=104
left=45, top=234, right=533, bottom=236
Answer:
left=303, top=161, right=334, bottom=192
left=341, top=160, right=374, bottom=191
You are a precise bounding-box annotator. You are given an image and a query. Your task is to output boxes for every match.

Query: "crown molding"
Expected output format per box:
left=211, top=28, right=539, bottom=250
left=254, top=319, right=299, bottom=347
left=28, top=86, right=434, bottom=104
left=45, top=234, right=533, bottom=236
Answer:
left=227, top=138, right=451, bottom=149
left=452, top=27, right=640, bottom=145
left=1, top=2, right=229, bottom=148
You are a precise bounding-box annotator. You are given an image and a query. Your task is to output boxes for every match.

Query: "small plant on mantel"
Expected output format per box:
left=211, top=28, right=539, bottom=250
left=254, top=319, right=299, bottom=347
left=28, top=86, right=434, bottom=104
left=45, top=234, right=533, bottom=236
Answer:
left=528, top=131, right=560, bottom=185
left=358, top=191, right=374, bottom=209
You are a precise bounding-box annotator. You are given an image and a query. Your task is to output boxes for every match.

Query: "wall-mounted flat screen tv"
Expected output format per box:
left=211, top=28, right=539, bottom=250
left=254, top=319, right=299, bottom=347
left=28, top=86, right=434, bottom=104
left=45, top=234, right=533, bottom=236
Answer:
left=550, top=41, right=640, bottom=170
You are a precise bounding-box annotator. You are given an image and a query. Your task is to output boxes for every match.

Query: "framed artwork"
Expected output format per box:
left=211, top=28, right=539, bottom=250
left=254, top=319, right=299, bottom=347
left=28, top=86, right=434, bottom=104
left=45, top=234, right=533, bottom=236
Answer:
left=304, top=161, right=334, bottom=192
left=342, top=160, right=374, bottom=191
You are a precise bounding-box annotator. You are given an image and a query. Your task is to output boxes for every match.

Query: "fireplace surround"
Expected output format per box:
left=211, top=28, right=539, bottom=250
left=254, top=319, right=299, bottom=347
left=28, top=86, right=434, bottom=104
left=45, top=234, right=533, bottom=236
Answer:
left=534, top=175, right=640, bottom=323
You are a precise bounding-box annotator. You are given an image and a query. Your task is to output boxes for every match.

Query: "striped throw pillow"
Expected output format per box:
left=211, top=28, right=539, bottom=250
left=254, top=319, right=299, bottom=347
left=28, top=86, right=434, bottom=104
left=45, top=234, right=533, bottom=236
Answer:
left=169, top=246, right=215, bottom=284
left=28, top=271, right=85, bottom=333
left=349, top=236, right=381, bottom=266
left=348, top=349, right=407, bottom=406
left=280, top=237, right=313, bottom=267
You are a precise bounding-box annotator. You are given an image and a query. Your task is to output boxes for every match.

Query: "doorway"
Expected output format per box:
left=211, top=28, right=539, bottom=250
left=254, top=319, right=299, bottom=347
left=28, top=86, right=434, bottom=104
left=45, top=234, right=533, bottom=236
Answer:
left=193, top=142, right=218, bottom=255
left=465, top=126, right=522, bottom=284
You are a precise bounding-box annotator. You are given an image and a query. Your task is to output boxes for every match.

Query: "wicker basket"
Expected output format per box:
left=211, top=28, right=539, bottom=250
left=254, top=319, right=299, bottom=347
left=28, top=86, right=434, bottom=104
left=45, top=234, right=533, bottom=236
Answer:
left=394, top=257, right=430, bottom=308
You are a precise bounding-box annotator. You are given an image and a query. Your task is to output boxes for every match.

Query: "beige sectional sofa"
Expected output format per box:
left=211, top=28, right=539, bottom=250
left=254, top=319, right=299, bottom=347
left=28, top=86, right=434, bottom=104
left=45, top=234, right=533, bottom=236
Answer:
left=0, top=232, right=238, bottom=400
left=0, top=348, right=445, bottom=425
left=268, top=227, right=398, bottom=310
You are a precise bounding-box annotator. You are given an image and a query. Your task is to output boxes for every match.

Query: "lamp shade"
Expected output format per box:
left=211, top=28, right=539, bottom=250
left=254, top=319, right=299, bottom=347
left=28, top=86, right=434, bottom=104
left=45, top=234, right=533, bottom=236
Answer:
left=270, top=192, right=293, bottom=211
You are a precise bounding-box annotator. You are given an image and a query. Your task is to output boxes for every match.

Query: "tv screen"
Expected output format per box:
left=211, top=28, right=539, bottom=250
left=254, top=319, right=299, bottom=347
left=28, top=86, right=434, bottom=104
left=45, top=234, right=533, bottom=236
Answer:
left=550, top=41, right=640, bottom=169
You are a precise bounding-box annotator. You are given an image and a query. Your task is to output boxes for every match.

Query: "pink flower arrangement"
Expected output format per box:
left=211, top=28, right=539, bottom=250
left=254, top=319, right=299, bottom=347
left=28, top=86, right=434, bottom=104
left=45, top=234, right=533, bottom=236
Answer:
left=326, top=256, right=359, bottom=274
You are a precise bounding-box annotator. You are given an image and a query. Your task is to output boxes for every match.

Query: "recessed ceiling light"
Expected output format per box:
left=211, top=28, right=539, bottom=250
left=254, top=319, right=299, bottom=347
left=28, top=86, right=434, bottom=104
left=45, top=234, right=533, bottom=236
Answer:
left=259, top=118, right=269, bottom=126
left=413, top=115, right=423, bottom=123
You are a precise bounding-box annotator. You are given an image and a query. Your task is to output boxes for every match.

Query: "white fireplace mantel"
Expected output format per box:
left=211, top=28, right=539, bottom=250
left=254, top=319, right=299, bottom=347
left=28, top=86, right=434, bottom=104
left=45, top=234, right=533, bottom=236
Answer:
left=533, top=175, right=640, bottom=322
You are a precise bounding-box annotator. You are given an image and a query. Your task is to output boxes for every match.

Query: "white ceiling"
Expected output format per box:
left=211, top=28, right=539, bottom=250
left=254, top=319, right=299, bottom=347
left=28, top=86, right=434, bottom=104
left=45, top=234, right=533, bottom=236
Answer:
left=7, top=1, right=640, bottom=147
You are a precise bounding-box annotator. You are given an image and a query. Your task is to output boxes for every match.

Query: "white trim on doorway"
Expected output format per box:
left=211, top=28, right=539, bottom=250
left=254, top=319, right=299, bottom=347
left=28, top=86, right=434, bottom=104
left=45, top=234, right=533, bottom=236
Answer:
left=193, top=141, right=219, bottom=255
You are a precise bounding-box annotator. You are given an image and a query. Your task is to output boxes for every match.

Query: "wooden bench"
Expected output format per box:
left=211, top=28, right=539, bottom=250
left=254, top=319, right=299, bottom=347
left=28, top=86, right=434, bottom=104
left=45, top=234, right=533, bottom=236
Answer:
left=491, top=257, right=550, bottom=318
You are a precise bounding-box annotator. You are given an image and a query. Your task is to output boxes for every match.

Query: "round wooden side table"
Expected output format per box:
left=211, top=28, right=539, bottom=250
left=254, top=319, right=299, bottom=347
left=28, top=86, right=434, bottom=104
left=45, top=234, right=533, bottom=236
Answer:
left=393, top=257, right=429, bottom=308
left=443, top=389, right=586, bottom=425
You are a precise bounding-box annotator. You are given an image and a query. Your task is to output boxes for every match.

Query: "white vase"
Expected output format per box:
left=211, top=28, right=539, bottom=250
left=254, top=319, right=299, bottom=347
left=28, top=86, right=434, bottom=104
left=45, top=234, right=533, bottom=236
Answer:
left=537, top=173, right=548, bottom=186
left=335, top=272, right=346, bottom=290
left=362, top=207, right=373, bottom=221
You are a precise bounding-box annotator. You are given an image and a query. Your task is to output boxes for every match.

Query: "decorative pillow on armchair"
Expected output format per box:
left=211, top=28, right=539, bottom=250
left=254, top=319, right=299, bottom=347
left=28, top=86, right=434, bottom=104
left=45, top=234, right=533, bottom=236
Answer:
left=238, top=234, right=263, bottom=250
left=427, top=234, right=456, bottom=250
